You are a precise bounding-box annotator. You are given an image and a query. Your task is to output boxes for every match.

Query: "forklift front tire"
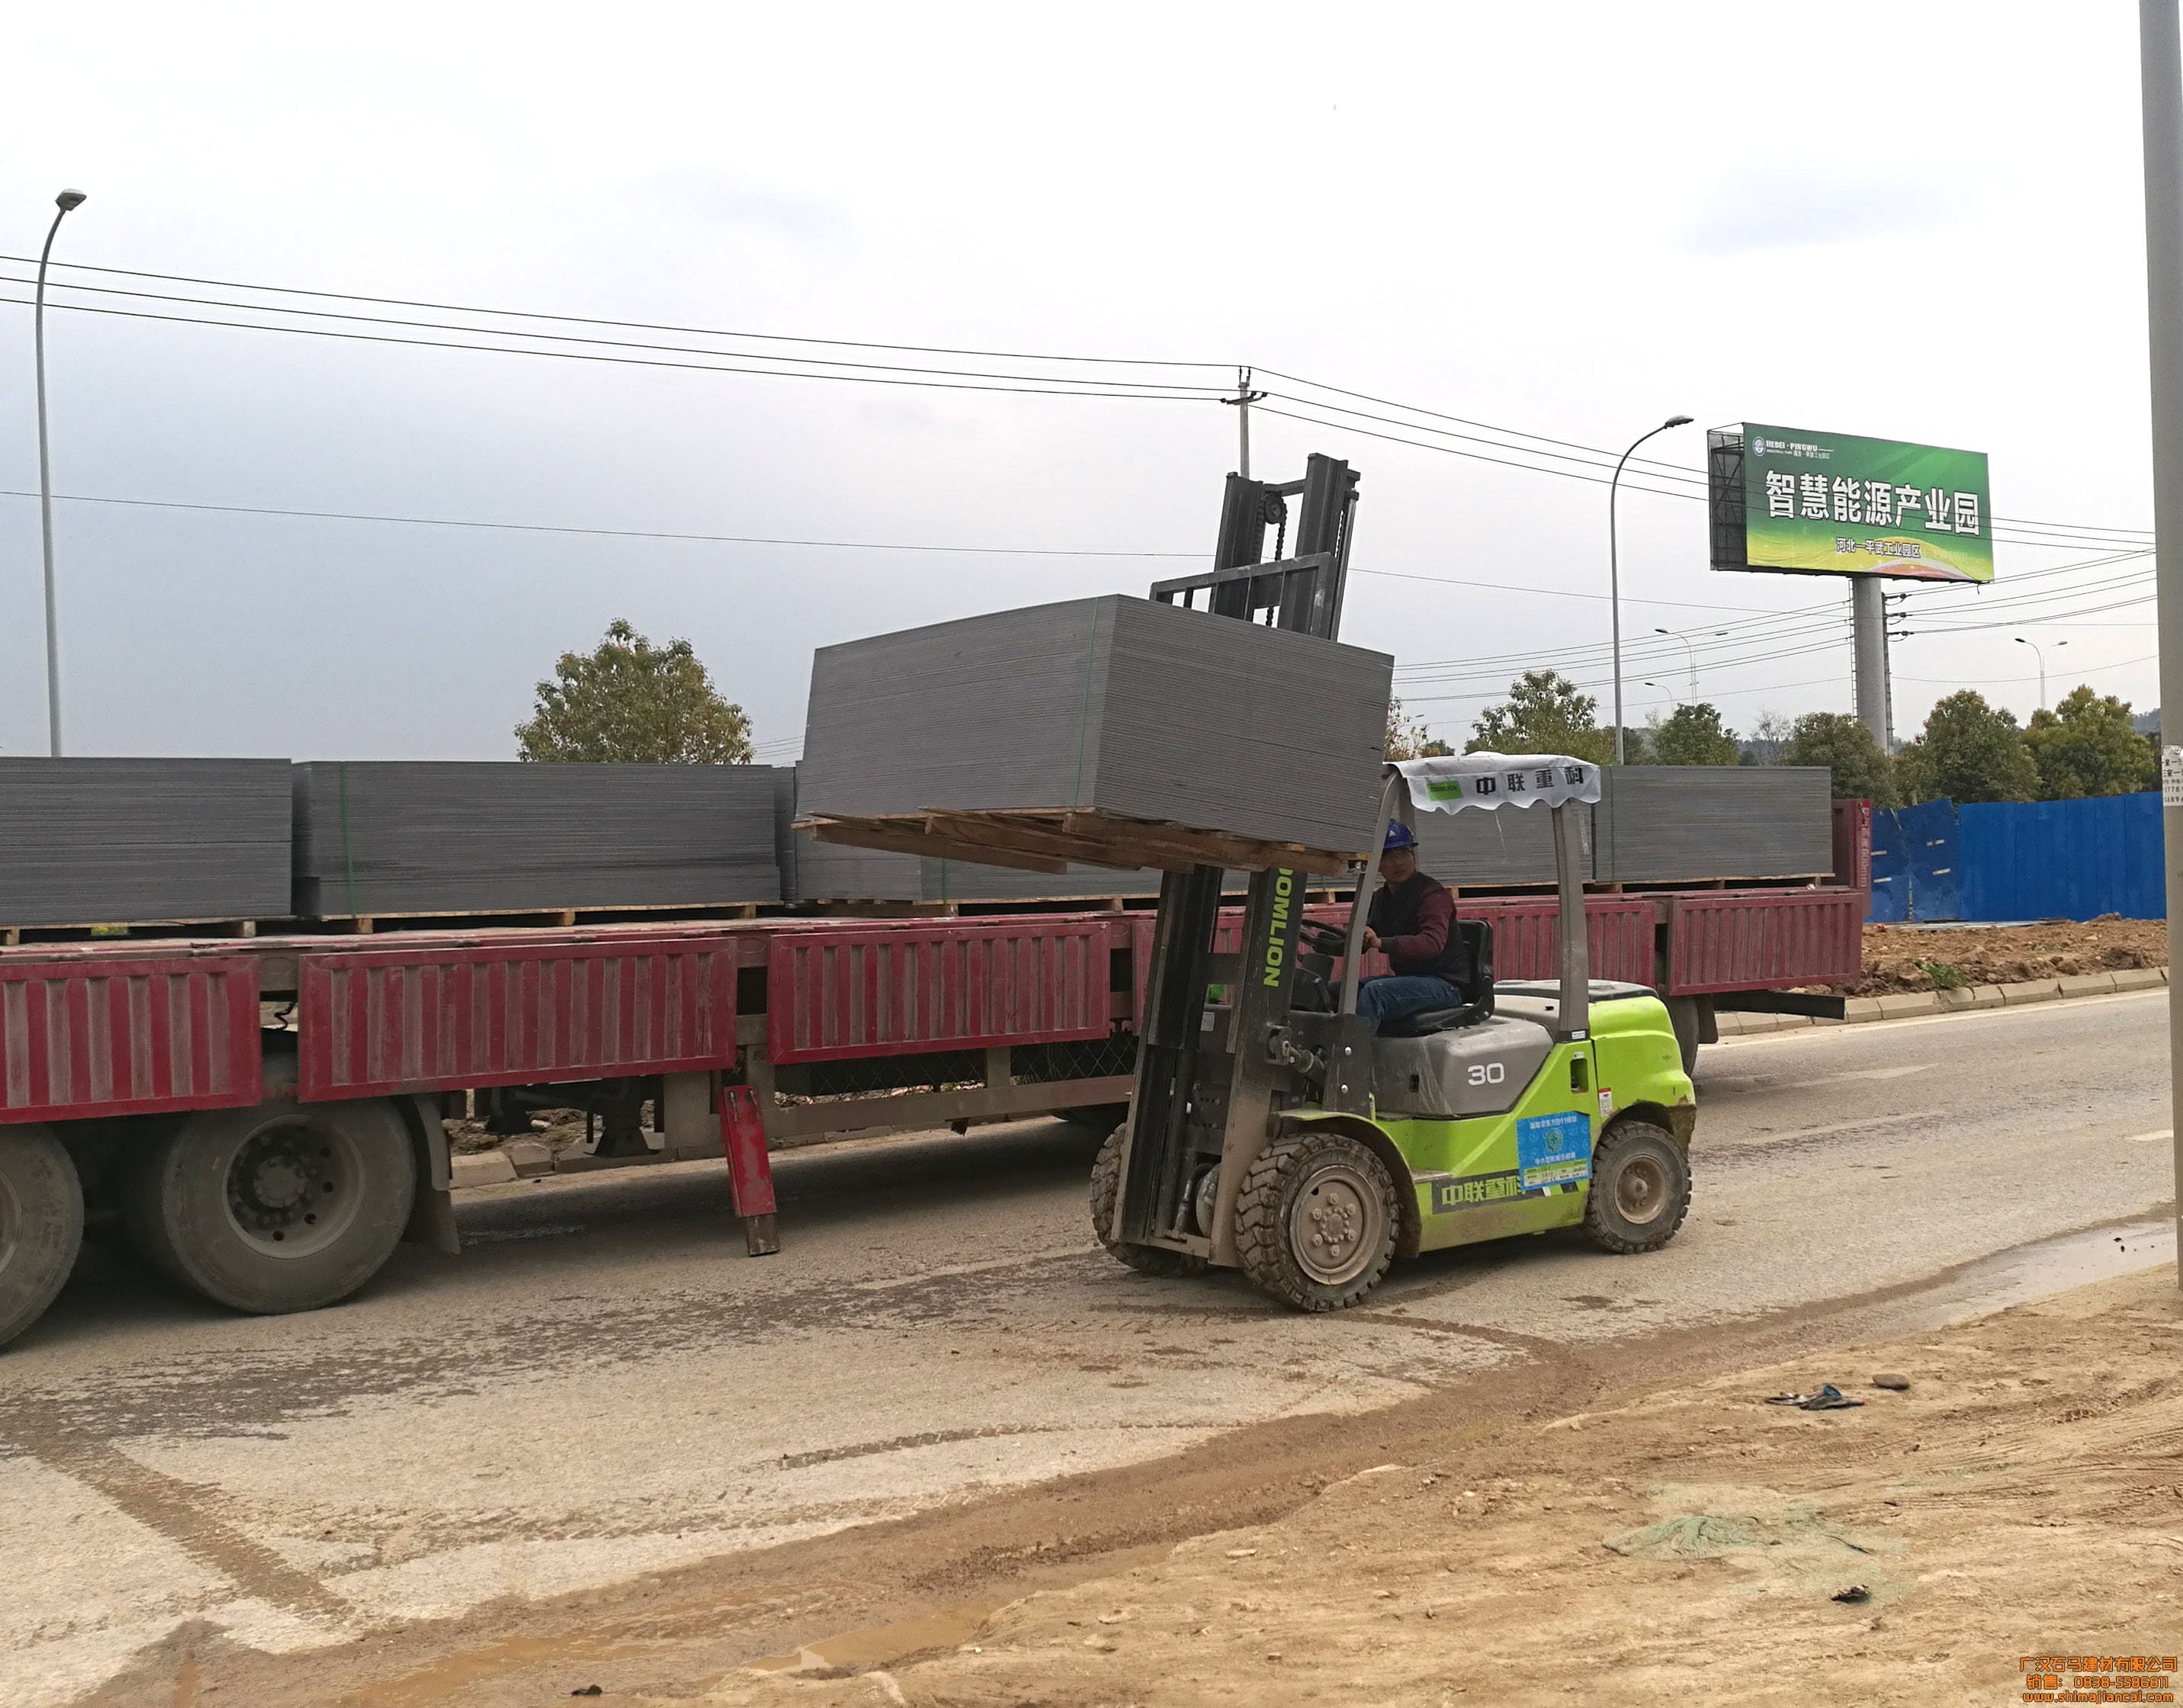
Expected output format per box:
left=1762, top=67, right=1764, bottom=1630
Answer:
left=1236, top=1128, right=1398, bottom=1312
left=1088, top=1127, right=1208, bottom=1278
left=1581, top=1120, right=1691, bottom=1254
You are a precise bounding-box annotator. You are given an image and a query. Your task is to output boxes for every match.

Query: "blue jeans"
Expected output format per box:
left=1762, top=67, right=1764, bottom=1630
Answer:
left=1356, top=974, right=1460, bottom=1025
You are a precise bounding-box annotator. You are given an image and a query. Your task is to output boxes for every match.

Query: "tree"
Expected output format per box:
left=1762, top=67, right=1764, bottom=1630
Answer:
left=515, top=619, right=753, bottom=762
left=2024, top=685, right=2159, bottom=800
left=1778, top=711, right=1897, bottom=805
left=1384, top=695, right=1453, bottom=761
left=1648, top=702, right=1741, bottom=767
left=1896, top=690, right=2037, bottom=804
left=1468, top=670, right=1616, bottom=765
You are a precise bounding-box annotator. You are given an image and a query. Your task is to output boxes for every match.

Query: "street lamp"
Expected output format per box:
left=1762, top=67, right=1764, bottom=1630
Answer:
left=1610, top=414, right=1694, bottom=762
left=2015, top=635, right=2067, bottom=711
left=34, top=188, right=88, bottom=759
left=1653, top=624, right=1729, bottom=705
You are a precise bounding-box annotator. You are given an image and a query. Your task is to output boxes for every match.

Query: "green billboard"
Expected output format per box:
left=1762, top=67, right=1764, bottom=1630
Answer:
left=1708, top=423, right=1992, bottom=584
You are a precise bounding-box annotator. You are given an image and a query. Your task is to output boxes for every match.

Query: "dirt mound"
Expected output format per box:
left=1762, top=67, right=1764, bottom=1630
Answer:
left=689, top=1267, right=2183, bottom=1707
left=1851, top=917, right=2166, bottom=996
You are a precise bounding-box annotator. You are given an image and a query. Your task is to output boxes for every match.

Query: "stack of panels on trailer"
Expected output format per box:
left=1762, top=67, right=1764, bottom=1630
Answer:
left=799, top=594, right=1392, bottom=859
left=1591, top=766, right=1834, bottom=883
left=291, top=762, right=782, bottom=917
left=0, top=758, right=292, bottom=926
left=1413, top=799, right=1592, bottom=887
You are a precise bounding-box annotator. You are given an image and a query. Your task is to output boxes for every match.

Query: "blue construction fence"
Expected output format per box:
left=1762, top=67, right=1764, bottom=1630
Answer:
left=1868, top=791, right=2163, bottom=923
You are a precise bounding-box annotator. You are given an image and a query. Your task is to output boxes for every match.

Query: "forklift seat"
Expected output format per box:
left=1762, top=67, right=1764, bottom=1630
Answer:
left=1372, top=919, right=1494, bottom=1038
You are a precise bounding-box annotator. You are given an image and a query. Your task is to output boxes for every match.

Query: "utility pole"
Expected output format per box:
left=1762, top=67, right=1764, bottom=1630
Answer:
left=1228, top=367, right=1263, bottom=480
left=34, top=188, right=87, bottom=759
left=1850, top=579, right=1892, bottom=753
left=2137, top=0, right=2183, bottom=1289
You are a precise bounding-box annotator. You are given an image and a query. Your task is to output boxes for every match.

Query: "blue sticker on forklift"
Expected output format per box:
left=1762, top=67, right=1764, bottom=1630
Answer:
left=1514, top=1111, right=1591, bottom=1191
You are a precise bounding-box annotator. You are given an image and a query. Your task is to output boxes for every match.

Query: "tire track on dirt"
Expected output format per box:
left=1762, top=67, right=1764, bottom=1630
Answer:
left=0, top=1402, right=353, bottom=1627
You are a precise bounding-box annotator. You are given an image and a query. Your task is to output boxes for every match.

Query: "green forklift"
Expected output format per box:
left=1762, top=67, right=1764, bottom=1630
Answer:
left=1093, top=457, right=1697, bottom=1311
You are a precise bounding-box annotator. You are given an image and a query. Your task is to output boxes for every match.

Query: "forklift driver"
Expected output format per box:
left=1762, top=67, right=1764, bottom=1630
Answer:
left=1356, top=820, right=1466, bottom=1026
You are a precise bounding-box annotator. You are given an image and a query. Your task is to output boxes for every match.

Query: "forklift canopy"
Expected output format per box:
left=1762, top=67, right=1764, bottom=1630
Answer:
left=1391, top=753, right=1602, bottom=814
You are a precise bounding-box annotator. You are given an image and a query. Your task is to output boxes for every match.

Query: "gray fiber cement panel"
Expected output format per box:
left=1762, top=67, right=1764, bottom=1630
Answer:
left=292, top=761, right=782, bottom=916
left=799, top=596, right=1392, bottom=856
left=1412, top=800, right=1592, bottom=887
left=1591, top=766, right=1834, bottom=883
left=0, top=758, right=292, bottom=925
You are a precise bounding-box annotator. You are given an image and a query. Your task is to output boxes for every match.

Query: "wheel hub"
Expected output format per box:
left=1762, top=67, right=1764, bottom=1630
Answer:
left=1615, top=1154, right=1668, bottom=1225
left=226, top=1123, right=345, bottom=1249
left=1289, top=1163, right=1382, bottom=1286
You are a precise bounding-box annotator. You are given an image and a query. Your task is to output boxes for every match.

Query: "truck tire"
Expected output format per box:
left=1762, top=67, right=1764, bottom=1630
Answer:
left=1581, top=1120, right=1691, bottom=1254
left=1235, top=1128, right=1398, bottom=1312
left=1088, top=1126, right=1207, bottom=1277
left=125, top=1057, right=416, bottom=1315
left=0, top=1125, right=83, bottom=1349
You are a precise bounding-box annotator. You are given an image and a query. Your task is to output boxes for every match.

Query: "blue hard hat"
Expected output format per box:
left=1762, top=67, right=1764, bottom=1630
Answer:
left=1383, top=820, right=1418, bottom=852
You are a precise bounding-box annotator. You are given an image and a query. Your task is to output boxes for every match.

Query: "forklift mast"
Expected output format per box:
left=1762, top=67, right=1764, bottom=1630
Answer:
left=1112, top=454, right=1374, bottom=1266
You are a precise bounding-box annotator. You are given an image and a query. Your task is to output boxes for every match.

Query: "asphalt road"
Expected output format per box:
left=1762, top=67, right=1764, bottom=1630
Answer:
left=2, top=990, right=2175, bottom=1706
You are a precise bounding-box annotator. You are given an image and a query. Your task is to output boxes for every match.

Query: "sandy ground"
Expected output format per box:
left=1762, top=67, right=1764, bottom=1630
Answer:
left=689, top=1267, right=2183, bottom=1707
left=1853, top=919, right=2166, bottom=995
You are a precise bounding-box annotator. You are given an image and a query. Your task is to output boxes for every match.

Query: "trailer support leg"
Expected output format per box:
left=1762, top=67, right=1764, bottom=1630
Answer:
left=719, top=1084, right=780, bottom=1256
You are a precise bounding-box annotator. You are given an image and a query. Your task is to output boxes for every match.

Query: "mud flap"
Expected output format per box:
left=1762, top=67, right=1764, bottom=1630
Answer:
left=397, top=1093, right=461, bottom=1256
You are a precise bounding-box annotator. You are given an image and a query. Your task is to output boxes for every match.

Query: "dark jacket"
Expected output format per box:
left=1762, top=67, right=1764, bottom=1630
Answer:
left=1368, top=872, right=1466, bottom=984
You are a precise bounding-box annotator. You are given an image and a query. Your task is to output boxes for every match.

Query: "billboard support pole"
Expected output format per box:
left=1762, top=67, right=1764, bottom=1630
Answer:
left=1851, top=580, right=1892, bottom=752
left=2136, top=0, right=2183, bottom=1291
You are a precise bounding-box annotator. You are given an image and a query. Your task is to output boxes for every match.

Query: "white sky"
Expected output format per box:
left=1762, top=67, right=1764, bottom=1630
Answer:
left=0, top=2, right=2161, bottom=761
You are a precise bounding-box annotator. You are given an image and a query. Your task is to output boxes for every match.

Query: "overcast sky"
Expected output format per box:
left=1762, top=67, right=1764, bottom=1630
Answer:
left=0, top=2, right=2161, bottom=762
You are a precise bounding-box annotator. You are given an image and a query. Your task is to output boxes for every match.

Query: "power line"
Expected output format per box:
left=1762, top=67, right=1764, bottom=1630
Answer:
left=5, top=255, right=1226, bottom=372
left=18, top=254, right=2158, bottom=548
left=0, top=486, right=1204, bottom=561
left=0, top=272, right=1224, bottom=395
left=0, top=295, right=1227, bottom=404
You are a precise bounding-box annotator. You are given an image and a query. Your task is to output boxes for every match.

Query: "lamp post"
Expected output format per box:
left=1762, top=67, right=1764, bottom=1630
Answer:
left=34, top=188, right=87, bottom=759
left=1653, top=624, right=1729, bottom=704
left=1610, top=415, right=1694, bottom=762
left=2014, top=635, right=2066, bottom=710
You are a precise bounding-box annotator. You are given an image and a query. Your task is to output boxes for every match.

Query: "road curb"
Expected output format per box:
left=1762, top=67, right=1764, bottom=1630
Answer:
left=1713, top=966, right=2169, bottom=1037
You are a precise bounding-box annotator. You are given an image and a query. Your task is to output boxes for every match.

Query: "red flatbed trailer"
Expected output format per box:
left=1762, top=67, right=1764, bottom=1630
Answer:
left=0, top=828, right=1867, bottom=1345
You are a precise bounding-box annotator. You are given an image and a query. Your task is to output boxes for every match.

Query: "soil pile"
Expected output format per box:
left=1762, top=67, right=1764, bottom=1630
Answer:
left=1851, top=917, right=2166, bottom=996
left=691, top=1268, right=2183, bottom=1707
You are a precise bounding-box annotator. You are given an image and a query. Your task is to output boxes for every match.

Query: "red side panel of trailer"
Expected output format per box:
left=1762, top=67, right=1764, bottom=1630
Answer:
left=1663, top=888, right=1865, bottom=995
left=766, top=917, right=1124, bottom=1064
left=0, top=956, right=261, bottom=1121
left=296, top=939, right=741, bottom=1100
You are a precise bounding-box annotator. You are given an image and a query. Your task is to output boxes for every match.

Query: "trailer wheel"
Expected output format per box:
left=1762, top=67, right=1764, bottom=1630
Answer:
left=1235, top=1129, right=1398, bottom=1312
left=1581, top=1120, right=1691, bottom=1254
left=1087, top=1126, right=1207, bottom=1277
left=125, top=1058, right=416, bottom=1315
left=0, top=1126, right=84, bottom=1348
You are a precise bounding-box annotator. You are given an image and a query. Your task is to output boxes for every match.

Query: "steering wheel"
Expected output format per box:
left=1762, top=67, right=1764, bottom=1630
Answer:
left=1297, top=920, right=1352, bottom=957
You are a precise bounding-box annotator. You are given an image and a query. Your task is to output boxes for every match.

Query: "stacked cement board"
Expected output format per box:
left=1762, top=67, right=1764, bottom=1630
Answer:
left=799, top=595, right=1393, bottom=864
left=1412, top=794, right=1592, bottom=886
left=1591, top=766, right=1832, bottom=883
left=292, top=761, right=782, bottom=918
left=0, top=758, right=292, bottom=926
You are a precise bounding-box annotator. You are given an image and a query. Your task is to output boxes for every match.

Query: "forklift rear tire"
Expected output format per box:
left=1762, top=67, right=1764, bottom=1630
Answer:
left=124, top=1057, right=416, bottom=1315
left=1581, top=1120, right=1691, bottom=1254
left=1236, top=1129, right=1398, bottom=1312
left=1088, top=1127, right=1208, bottom=1277
left=0, top=1125, right=84, bottom=1349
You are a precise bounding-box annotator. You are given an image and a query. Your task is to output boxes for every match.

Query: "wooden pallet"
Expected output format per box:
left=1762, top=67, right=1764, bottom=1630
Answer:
left=0, top=901, right=769, bottom=947
left=799, top=807, right=1364, bottom=879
